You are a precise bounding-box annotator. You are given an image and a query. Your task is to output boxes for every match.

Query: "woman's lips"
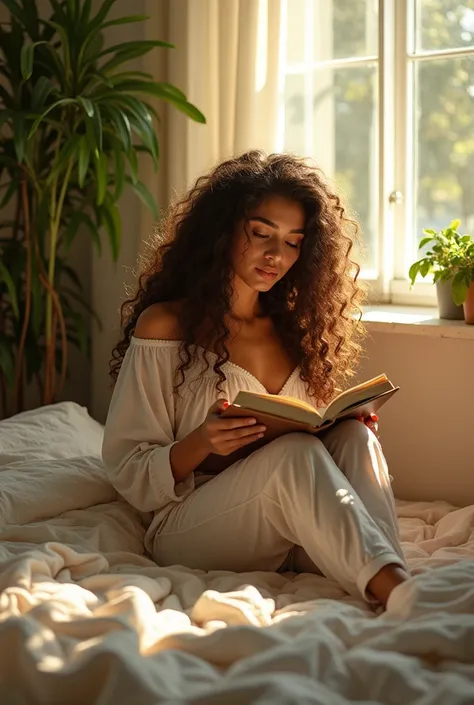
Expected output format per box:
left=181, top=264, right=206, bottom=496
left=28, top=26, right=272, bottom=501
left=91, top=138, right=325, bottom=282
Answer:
left=255, top=267, right=278, bottom=281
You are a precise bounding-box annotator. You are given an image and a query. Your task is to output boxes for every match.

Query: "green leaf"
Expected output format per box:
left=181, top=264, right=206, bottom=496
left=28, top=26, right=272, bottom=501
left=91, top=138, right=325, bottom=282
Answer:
left=107, top=71, right=154, bottom=85
left=64, top=210, right=101, bottom=255
left=12, top=113, right=26, bottom=163
left=418, top=236, right=434, bottom=249
left=42, top=20, right=71, bottom=75
left=78, top=136, right=90, bottom=188
left=88, top=106, right=103, bottom=151
left=101, top=14, right=151, bottom=29
left=0, top=257, right=19, bottom=317
left=422, top=228, right=437, bottom=236
left=115, top=80, right=206, bottom=123
left=449, top=219, right=461, bottom=232
left=98, top=39, right=174, bottom=60
left=100, top=198, right=122, bottom=261
left=33, top=41, right=65, bottom=85
left=77, top=96, right=95, bottom=118
left=28, top=98, right=77, bottom=139
left=104, top=106, right=131, bottom=152
left=113, top=150, right=125, bottom=201
left=95, top=152, right=108, bottom=205
left=408, top=261, right=421, bottom=285
left=125, top=176, right=158, bottom=220
left=452, top=271, right=469, bottom=306
left=419, top=260, right=432, bottom=278
left=20, top=41, right=47, bottom=80
left=108, top=95, right=158, bottom=160
left=126, top=147, right=138, bottom=184
left=0, top=340, right=14, bottom=386
left=31, top=76, right=54, bottom=111
left=88, top=0, right=118, bottom=33
left=81, top=0, right=93, bottom=23
left=101, top=41, right=174, bottom=74
left=66, top=308, right=89, bottom=355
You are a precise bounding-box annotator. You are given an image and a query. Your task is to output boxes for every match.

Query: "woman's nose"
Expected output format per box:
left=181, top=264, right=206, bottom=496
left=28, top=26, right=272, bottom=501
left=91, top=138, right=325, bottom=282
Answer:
left=264, top=241, right=283, bottom=261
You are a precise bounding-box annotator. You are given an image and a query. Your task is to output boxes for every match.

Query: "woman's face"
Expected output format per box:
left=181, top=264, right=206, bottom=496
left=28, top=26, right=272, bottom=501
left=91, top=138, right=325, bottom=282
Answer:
left=231, top=195, right=305, bottom=292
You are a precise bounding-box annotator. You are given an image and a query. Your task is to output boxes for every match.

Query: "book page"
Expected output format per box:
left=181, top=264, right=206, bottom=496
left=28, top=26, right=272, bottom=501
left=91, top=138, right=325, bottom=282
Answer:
left=323, top=374, right=394, bottom=420
left=231, top=391, right=322, bottom=425
left=330, top=374, right=389, bottom=405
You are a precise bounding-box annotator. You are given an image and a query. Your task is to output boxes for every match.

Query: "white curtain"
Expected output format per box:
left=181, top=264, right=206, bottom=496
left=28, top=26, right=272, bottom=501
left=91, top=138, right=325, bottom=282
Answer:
left=91, top=0, right=283, bottom=421
left=157, top=0, right=283, bottom=196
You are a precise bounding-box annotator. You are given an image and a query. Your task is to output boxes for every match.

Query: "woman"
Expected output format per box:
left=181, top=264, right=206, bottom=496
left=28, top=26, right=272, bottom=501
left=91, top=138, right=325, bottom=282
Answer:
left=103, top=150, right=409, bottom=608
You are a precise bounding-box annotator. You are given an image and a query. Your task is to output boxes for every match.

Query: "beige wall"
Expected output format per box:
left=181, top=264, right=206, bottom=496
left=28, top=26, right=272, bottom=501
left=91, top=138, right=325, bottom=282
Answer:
left=355, top=332, right=474, bottom=507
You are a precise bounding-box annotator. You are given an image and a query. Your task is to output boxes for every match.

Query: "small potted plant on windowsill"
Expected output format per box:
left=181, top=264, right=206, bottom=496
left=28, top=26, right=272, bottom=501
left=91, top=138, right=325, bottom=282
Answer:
left=408, top=220, right=474, bottom=321
left=455, top=245, right=474, bottom=325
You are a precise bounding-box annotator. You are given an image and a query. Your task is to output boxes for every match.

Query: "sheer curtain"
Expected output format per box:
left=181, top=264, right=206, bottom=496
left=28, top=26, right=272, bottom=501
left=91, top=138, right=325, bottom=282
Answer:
left=162, top=0, right=283, bottom=195
left=91, top=0, right=283, bottom=420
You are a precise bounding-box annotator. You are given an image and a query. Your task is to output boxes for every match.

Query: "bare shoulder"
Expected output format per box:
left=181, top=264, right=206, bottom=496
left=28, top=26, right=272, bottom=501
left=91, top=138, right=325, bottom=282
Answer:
left=134, top=301, right=183, bottom=341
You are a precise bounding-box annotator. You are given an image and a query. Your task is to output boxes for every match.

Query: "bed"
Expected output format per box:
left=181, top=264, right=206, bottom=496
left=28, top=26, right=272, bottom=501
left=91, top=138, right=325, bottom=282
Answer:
left=0, top=402, right=473, bottom=705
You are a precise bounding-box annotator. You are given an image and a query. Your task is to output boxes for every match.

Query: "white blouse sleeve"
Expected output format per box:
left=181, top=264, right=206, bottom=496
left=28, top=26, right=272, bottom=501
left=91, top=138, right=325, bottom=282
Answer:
left=102, top=341, right=195, bottom=513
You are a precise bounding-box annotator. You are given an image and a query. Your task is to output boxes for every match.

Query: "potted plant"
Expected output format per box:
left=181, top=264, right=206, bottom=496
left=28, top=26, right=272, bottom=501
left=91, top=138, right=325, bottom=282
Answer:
left=0, top=0, right=205, bottom=417
left=454, top=242, right=474, bottom=325
left=408, top=219, right=474, bottom=320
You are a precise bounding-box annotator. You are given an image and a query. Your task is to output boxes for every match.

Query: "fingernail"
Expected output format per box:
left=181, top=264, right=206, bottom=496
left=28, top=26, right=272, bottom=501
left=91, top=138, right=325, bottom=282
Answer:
left=371, top=413, right=379, bottom=421
left=223, top=401, right=229, bottom=408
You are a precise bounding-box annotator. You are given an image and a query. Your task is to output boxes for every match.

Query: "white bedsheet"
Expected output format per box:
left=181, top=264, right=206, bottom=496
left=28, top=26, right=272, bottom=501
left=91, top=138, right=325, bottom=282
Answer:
left=0, top=403, right=473, bottom=705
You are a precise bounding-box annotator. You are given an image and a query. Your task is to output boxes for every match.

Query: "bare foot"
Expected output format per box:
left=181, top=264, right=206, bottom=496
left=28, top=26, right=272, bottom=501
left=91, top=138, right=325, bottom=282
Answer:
left=367, top=563, right=410, bottom=607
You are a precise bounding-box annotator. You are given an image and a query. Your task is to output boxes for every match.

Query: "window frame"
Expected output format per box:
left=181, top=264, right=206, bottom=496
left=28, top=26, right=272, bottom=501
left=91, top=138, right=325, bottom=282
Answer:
left=280, top=0, right=474, bottom=307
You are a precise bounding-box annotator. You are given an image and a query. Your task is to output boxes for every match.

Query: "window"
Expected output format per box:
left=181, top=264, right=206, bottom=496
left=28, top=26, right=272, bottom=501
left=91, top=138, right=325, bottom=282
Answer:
left=279, top=0, right=474, bottom=304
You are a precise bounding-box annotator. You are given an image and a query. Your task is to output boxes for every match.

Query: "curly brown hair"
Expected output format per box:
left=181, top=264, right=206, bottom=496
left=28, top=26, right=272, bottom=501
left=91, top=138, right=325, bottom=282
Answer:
left=110, top=150, right=366, bottom=405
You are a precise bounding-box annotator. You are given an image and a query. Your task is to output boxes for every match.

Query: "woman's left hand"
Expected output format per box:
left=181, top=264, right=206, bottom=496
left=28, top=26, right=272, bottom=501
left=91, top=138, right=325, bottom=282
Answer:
left=358, top=413, right=379, bottom=437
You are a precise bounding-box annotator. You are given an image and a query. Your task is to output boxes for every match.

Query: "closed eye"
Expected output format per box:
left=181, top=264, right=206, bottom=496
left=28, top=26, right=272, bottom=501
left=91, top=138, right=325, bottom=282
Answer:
left=252, top=231, right=268, bottom=239
left=286, top=242, right=300, bottom=249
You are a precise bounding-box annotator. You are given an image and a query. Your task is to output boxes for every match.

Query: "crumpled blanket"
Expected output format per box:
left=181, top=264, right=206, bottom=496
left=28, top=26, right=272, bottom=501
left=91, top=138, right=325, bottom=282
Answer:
left=0, top=402, right=473, bottom=704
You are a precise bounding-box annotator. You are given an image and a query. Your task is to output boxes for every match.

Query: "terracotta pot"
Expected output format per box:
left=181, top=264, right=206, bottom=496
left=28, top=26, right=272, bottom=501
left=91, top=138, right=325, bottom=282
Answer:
left=463, top=281, right=474, bottom=325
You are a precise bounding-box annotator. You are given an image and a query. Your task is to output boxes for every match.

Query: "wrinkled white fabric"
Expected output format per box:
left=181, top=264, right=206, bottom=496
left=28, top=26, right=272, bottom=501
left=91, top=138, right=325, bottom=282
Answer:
left=0, top=402, right=473, bottom=705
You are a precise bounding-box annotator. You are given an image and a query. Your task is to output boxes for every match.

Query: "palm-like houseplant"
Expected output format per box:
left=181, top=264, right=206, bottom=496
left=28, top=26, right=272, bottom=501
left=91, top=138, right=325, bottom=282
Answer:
left=0, top=0, right=205, bottom=417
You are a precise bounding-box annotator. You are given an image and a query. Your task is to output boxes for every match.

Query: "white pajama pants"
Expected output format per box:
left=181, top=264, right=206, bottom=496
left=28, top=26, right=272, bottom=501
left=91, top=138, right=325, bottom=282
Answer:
left=153, top=420, right=407, bottom=600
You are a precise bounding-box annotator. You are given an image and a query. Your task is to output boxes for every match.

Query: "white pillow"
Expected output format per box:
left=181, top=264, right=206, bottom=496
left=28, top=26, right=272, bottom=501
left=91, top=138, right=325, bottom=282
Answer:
left=0, top=401, right=104, bottom=465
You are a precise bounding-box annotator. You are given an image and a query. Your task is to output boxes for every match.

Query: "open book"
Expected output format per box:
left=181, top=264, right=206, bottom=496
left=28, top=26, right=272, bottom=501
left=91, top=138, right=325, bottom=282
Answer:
left=221, top=373, right=399, bottom=436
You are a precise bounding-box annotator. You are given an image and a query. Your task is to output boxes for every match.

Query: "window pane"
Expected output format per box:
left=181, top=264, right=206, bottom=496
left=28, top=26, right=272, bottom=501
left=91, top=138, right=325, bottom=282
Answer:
left=313, top=0, right=378, bottom=62
left=282, top=64, right=378, bottom=271
left=415, top=0, right=474, bottom=53
left=316, top=65, right=378, bottom=271
left=414, top=56, right=474, bottom=251
left=285, top=0, right=378, bottom=65
left=283, top=73, right=306, bottom=155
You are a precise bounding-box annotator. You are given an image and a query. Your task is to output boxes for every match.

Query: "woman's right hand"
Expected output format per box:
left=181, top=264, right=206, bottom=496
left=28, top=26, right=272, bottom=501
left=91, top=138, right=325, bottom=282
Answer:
left=198, top=399, right=266, bottom=456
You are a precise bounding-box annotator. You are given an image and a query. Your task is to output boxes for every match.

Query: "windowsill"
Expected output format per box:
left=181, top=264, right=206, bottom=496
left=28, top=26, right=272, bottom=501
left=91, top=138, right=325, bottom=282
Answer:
left=362, top=305, right=474, bottom=340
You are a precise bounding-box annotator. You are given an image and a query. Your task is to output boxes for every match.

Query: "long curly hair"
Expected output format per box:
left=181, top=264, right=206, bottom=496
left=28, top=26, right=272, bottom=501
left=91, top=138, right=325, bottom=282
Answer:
left=110, top=150, right=367, bottom=405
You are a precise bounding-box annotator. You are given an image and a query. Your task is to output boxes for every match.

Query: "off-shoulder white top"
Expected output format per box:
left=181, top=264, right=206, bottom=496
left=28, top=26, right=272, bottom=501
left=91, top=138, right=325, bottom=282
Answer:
left=102, top=337, right=316, bottom=550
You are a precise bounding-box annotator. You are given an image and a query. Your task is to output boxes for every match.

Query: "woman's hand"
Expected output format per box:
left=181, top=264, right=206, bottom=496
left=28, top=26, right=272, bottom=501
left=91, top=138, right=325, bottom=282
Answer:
left=198, top=399, right=266, bottom=456
left=358, top=412, right=379, bottom=437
